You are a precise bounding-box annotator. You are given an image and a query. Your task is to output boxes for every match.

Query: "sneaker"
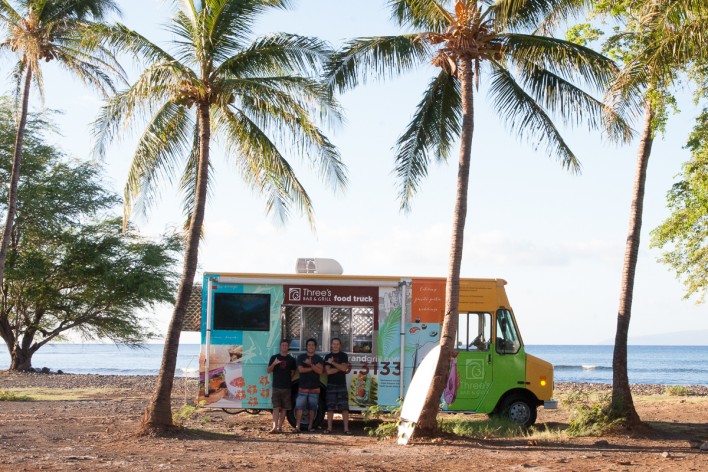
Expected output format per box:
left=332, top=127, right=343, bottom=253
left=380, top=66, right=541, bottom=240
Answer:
left=344, top=430, right=352, bottom=435
left=268, top=428, right=278, bottom=434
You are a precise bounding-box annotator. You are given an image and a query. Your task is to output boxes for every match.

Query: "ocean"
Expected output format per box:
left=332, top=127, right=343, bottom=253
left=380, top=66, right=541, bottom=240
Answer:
left=1, top=344, right=706, bottom=385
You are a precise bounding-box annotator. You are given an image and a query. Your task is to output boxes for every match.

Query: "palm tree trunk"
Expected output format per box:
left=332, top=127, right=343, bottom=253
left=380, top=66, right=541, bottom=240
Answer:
left=139, top=101, right=211, bottom=435
left=416, top=58, right=474, bottom=436
left=0, top=68, right=33, bottom=285
left=611, top=99, right=653, bottom=426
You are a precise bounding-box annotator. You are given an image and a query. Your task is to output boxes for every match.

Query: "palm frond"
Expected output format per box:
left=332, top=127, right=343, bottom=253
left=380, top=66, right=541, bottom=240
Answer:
left=227, top=75, right=346, bottom=190
left=216, top=33, right=332, bottom=79
left=213, top=105, right=316, bottom=227
left=492, top=0, right=589, bottom=33
left=91, top=23, right=181, bottom=66
left=388, top=0, right=452, bottom=32
left=123, top=101, right=195, bottom=226
left=325, top=34, right=431, bottom=94
left=41, top=0, right=121, bottom=23
left=92, top=63, right=188, bottom=158
left=488, top=62, right=579, bottom=172
left=514, top=60, right=633, bottom=143
left=0, top=0, right=21, bottom=23
left=394, top=70, right=461, bottom=210
left=504, top=33, right=617, bottom=93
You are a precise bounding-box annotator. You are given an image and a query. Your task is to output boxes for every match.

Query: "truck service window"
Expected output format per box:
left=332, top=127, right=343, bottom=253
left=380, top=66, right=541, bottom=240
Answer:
left=213, top=293, right=270, bottom=331
left=282, top=306, right=374, bottom=353
left=456, top=312, right=491, bottom=351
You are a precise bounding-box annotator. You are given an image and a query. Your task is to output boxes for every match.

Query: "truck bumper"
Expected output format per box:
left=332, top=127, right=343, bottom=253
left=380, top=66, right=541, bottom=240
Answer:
left=543, top=399, right=558, bottom=409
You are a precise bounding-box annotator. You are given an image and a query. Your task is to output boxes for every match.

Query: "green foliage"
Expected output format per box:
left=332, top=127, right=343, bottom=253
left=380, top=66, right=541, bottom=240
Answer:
left=0, top=98, right=181, bottom=367
left=172, top=404, right=198, bottom=425
left=326, top=0, right=632, bottom=210
left=364, top=401, right=402, bottom=439
left=651, top=110, right=708, bottom=303
left=564, top=391, right=620, bottom=436
left=440, top=415, right=526, bottom=438
left=0, top=389, right=31, bottom=401
left=664, top=385, right=691, bottom=396
left=565, top=24, right=603, bottom=47
left=91, top=0, right=346, bottom=229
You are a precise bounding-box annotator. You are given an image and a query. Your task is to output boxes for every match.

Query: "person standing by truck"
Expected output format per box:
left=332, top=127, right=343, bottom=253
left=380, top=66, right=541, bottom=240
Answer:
left=267, top=339, right=296, bottom=433
left=295, top=338, right=324, bottom=432
left=324, top=337, right=351, bottom=434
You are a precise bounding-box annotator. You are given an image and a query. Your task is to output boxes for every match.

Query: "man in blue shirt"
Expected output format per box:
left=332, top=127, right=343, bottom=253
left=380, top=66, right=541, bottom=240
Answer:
left=295, top=338, right=324, bottom=432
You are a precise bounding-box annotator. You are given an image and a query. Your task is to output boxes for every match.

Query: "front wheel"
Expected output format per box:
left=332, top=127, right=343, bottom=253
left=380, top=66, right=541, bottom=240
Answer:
left=498, top=395, right=537, bottom=428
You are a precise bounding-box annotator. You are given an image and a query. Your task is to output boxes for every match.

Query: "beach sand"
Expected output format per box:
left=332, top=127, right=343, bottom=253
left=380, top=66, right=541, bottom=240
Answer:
left=0, top=372, right=706, bottom=471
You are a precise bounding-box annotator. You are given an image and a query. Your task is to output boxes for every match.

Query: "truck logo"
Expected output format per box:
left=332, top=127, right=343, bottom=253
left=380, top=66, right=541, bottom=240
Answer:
left=288, top=288, right=301, bottom=301
left=464, top=359, right=484, bottom=380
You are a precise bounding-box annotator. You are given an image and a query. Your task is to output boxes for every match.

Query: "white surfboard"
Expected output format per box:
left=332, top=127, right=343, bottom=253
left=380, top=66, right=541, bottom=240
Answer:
left=397, top=345, right=441, bottom=445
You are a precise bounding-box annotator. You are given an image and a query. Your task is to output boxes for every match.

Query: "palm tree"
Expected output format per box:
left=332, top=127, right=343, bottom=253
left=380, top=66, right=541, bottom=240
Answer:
left=326, top=0, right=630, bottom=435
left=93, top=0, right=346, bottom=435
left=601, top=0, right=708, bottom=425
left=0, top=0, right=122, bottom=291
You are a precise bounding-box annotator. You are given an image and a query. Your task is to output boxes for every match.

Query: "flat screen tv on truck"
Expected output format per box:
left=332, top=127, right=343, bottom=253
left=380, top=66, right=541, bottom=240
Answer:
left=197, top=265, right=556, bottom=428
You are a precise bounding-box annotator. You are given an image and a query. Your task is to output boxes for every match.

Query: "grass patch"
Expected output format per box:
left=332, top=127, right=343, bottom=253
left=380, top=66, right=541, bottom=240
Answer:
left=563, top=391, right=621, bottom=437
left=0, top=389, right=32, bottom=401
left=664, top=385, right=690, bottom=396
left=0, top=387, right=126, bottom=401
left=441, top=415, right=526, bottom=438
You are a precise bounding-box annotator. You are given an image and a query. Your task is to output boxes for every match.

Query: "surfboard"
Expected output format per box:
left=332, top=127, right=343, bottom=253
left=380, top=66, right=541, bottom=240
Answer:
left=397, top=344, right=441, bottom=445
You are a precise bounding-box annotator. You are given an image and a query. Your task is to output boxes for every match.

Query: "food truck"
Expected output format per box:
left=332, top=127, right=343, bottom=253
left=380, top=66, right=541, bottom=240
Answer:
left=196, top=259, right=556, bottom=428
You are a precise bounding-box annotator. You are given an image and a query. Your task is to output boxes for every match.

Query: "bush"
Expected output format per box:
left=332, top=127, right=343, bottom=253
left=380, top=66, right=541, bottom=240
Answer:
left=364, top=402, right=401, bottom=439
left=664, top=385, right=690, bottom=396
left=172, top=404, right=198, bottom=425
left=0, top=389, right=31, bottom=401
left=564, top=392, right=620, bottom=436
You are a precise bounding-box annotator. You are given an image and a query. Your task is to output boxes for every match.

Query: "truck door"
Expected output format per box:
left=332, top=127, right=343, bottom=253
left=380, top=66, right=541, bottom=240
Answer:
left=491, top=308, right=525, bottom=393
left=448, top=312, right=493, bottom=411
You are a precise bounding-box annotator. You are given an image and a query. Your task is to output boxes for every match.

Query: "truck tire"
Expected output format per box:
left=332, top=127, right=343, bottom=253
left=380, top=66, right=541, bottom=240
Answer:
left=286, top=385, right=327, bottom=430
left=499, top=394, right=537, bottom=428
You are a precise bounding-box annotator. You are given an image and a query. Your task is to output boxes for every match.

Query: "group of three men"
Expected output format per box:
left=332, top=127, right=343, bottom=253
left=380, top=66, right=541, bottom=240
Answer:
left=267, top=337, right=350, bottom=434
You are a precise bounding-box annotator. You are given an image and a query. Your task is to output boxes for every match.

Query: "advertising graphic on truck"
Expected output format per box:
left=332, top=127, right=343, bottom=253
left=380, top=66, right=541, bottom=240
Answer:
left=196, top=269, right=556, bottom=428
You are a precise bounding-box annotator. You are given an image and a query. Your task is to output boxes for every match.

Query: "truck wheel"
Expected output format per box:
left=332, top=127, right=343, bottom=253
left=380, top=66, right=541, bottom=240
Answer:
left=500, top=394, right=537, bottom=428
left=286, top=387, right=327, bottom=430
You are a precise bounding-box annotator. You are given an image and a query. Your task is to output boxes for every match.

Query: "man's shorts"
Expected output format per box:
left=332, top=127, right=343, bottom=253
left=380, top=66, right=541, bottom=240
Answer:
left=271, top=388, right=292, bottom=409
left=295, top=391, right=319, bottom=411
left=326, top=384, right=349, bottom=411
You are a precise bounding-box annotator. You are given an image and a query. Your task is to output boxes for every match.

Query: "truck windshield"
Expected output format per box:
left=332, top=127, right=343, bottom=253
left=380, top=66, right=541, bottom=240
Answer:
left=495, top=309, right=521, bottom=354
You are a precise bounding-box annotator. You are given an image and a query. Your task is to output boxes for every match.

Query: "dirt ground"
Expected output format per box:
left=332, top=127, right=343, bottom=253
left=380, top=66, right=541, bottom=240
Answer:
left=0, top=374, right=706, bottom=471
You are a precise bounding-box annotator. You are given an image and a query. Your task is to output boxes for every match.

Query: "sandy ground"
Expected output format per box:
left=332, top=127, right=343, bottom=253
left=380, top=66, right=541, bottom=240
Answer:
left=0, top=373, right=706, bottom=471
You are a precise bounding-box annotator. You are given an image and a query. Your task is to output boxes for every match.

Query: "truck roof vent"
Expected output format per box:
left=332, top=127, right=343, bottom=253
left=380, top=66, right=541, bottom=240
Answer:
left=295, top=258, right=343, bottom=275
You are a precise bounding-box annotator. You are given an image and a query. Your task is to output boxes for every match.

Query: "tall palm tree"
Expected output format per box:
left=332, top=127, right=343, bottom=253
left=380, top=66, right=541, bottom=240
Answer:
left=326, top=0, right=630, bottom=435
left=0, top=0, right=122, bottom=290
left=93, top=0, right=346, bottom=435
left=602, top=0, right=708, bottom=425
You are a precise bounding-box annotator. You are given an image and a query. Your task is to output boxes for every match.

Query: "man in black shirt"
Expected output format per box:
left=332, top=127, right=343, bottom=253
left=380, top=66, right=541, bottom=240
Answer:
left=267, top=339, right=296, bottom=433
left=324, top=337, right=350, bottom=434
left=295, top=338, right=324, bottom=432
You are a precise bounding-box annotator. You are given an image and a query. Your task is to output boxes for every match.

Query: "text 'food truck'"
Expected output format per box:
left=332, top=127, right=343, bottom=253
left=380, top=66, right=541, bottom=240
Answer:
left=196, top=260, right=557, bottom=428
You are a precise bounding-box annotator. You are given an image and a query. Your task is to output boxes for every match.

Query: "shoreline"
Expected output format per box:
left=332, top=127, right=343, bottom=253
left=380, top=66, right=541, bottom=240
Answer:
left=1, top=371, right=707, bottom=396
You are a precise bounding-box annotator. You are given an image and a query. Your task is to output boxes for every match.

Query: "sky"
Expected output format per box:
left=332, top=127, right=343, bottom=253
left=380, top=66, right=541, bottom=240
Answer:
left=1, top=0, right=705, bottom=345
